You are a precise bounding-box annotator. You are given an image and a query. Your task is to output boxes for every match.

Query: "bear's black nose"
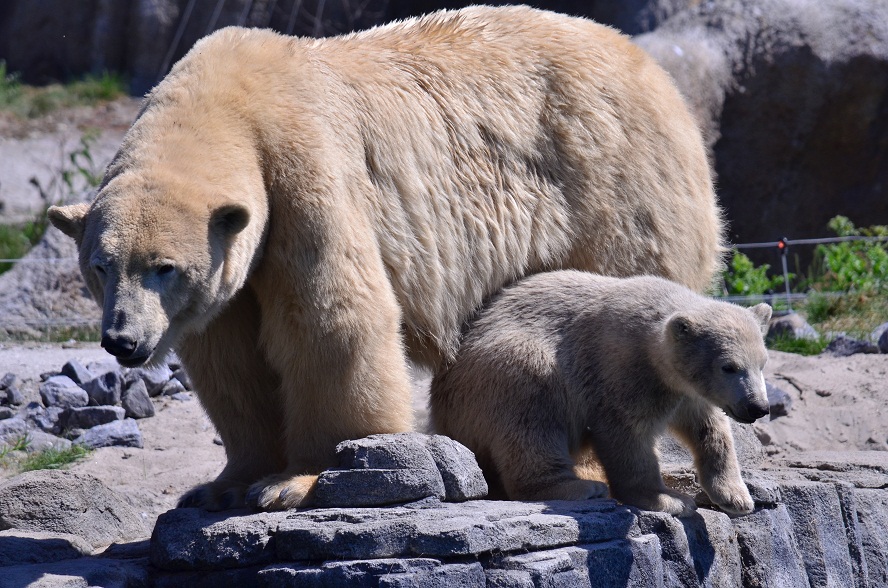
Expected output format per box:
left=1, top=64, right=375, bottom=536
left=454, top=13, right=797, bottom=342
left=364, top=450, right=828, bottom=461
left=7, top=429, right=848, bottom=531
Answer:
left=749, top=402, right=770, bottom=421
left=101, top=334, right=138, bottom=358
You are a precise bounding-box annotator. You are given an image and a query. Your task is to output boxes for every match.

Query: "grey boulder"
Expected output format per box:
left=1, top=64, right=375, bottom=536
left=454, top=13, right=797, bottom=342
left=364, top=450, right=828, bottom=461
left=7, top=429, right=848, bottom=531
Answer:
left=63, top=405, right=126, bottom=429
left=313, top=433, right=487, bottom=508
left=39, top=375, right=88, bottom=409
left=0, top=470, right=149, bottom=549
left=122, top=379, right=155, bottom=419
left=74, top=418, right=143, bottom=449
left=82, top=369, right=124, bottom=406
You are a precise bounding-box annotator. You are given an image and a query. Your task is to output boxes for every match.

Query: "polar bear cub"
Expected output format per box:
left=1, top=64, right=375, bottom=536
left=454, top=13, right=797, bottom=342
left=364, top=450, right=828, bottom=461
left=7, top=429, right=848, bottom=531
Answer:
left=430, top=271, right=771, bottom=516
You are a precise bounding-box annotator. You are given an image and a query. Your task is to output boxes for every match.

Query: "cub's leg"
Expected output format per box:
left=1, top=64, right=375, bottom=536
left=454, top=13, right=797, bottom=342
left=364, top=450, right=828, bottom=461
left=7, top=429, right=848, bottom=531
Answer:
left=246, top=228, right=413, bottom=510
left=177, top=287, right=287, bottom=510
left=493, top=422, right=608, bottom=502
left=593, top=424, right=697, bottom=517
left=670, top=399, right=754, bottom=515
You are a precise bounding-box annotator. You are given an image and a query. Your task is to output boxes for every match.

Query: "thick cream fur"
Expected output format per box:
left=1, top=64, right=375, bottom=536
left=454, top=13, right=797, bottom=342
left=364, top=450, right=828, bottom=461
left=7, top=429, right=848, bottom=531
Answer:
left=430, top=271, right=770, bottom=516
left=47, top=6, right=722, bottom=510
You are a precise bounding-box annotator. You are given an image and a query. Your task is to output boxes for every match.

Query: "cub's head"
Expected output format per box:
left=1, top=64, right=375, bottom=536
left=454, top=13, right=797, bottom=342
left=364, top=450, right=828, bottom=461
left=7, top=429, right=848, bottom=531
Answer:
left=665, top=302, right=772, bottom=423
left=48, top=171, right=262, bottom=368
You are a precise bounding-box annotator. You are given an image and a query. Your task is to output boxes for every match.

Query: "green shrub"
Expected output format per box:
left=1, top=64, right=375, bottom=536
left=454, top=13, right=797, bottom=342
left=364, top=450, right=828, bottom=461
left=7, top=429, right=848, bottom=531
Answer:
left=722, top=250, right=789, bottom=296
left=813, top=216, right=888, bottom=293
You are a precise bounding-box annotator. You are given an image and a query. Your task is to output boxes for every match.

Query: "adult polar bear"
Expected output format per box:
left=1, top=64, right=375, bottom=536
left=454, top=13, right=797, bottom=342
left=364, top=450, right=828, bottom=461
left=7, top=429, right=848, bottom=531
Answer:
left=48, top=6, right=722, bottom=510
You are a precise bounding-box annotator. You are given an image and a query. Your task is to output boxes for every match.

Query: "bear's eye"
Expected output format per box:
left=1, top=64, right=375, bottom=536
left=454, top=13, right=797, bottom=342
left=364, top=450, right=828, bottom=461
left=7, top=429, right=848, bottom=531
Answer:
left=157, top=264, right=176, bottom=277
left=721, top=364, right=738, bottom=374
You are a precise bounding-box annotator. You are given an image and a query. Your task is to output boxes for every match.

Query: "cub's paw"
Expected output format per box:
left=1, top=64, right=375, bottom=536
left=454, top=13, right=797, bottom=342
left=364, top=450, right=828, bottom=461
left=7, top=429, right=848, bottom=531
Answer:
left=178, top=480, right=248, bottom=511
left=621, top=488, right=697, bottom=517
left=707, top=482, right=755, bottom=516
left=246, top=473, right=318, bottom=511
left=653, top=490, right=698, bottom=517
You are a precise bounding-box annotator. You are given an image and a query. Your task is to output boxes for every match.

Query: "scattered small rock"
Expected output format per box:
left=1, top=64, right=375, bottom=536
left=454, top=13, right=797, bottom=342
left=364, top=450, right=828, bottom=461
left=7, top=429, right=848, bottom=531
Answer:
left=25, top=402, right=65, bottom=435
left=767, top=312, right=820, bottom=342
left=83, top=370, right=124, bottom=406
left=5, top=385, right=24, bottom=406
left=128, top=365, right=173, bottom=397
left=74, top=418, right=143, bottom=449
left=170, top=391, right=192, bottom=402
left=825, top=335, right=880, bottom=357
left=61, top=359, right=93, bottom=386
left=766, top=382, right=792, bottom=419
left=0, top=372, right=17, bottom=389
left=160, top=378, right=186, bottom=397
left=122, top=380, right=155, bottom=419
left=816, top=389, right=832, bottom=397
left=0, top=406, right=13, bottom=420
left=63, top=405, right=126, bottom=430
left=171, top=368, right=192, bottom=390
left=39, top=375, right=89, bottom=409
left=23, top=430, right=72, bottom=453
left=0, top=416, right=28, bottom=445
left=879, top=328, right=888, bottom=354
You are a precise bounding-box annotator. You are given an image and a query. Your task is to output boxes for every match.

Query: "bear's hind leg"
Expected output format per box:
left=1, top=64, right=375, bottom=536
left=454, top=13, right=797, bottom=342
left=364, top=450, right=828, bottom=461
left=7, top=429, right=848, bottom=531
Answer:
left=670, top=399, right=754, bottom=515
left=495, top=429, right=608, bottom=501
left=594, top=426, right=697, bottom=517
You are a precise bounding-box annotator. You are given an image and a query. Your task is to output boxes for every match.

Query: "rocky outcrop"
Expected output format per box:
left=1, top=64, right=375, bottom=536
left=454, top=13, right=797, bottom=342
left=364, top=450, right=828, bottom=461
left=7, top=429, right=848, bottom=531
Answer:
left=0, top=470, right=149, bottom=549
left=637, top=0, right=888, bottom=249
left=2, top=435, right=887, bottom=587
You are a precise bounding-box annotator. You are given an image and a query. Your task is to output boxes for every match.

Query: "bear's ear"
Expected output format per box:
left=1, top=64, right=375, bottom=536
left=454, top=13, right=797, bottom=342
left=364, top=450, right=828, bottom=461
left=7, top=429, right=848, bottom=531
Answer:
left=666, top=312, right=696, bottom=340
left=749, top=303, right=772, bottom=336
left=47, top=203, right=89, bottom=242
left=211, top=203, right=250, bottom=239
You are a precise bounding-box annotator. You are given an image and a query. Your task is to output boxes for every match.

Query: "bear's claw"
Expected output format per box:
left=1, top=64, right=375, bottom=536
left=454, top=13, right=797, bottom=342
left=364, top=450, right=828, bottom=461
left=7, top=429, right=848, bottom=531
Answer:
left=246, top=474, right=319, bottom=511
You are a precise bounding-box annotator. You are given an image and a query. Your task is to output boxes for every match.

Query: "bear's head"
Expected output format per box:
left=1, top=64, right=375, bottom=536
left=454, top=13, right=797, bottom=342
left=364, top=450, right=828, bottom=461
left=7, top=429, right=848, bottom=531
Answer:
left=665, top=302, right=772, bottom=423
left=47, top=165, right=265, bottom=367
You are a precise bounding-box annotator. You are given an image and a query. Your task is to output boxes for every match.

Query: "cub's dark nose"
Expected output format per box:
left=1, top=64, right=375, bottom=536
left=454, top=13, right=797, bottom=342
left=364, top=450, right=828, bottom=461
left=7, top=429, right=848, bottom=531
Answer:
left=101, top=334, right=138, bottom=358
left=749, top=402, right=770, bottom=421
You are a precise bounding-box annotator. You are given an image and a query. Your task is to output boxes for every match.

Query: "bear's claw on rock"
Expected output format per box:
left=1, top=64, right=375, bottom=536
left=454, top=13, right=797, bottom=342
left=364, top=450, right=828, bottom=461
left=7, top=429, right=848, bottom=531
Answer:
left=246, top=474, right=319, bottom=511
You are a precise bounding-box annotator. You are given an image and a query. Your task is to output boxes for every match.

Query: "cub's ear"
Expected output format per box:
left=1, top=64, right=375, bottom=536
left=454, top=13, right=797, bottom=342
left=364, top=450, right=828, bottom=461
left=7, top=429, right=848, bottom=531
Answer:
left=749, top=303, right=772, bottom=336
left=47, top=203, right=89, bottom=242
left=211, top=204, right=250, bottom=239
left=666, top=312, right=696, bottom=340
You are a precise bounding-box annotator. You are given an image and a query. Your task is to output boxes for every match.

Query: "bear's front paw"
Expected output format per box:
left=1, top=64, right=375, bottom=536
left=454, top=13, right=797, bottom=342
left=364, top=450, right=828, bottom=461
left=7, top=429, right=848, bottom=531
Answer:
left=178, top=480, right=248, bottom=511
left=246, top=473, right=319, bottom=510
left=707, top=483, right=754, bottom=516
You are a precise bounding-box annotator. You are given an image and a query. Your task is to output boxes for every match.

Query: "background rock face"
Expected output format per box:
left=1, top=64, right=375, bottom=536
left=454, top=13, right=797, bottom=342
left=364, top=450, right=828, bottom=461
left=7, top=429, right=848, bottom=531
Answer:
left=637, top=0, right=888, bottom=254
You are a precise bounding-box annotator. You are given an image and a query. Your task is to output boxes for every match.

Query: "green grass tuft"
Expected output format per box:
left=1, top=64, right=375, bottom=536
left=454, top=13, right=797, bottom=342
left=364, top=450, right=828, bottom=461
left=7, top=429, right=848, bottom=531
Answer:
left=17, top=444, right=91, bottom=473
left=0, top=61, right=126, bottom=119
left=767, top=333, right=829, bottom=356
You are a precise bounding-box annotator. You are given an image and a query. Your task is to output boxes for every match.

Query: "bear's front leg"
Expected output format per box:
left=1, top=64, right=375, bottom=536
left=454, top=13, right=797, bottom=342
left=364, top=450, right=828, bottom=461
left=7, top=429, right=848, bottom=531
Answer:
left=594, top=424, right=697, bottom=517
left=246, top=236, right=414, bottom=510
left=670, top=399, right=754, bottom=516
left=177, top=287, right=288, bottom=511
